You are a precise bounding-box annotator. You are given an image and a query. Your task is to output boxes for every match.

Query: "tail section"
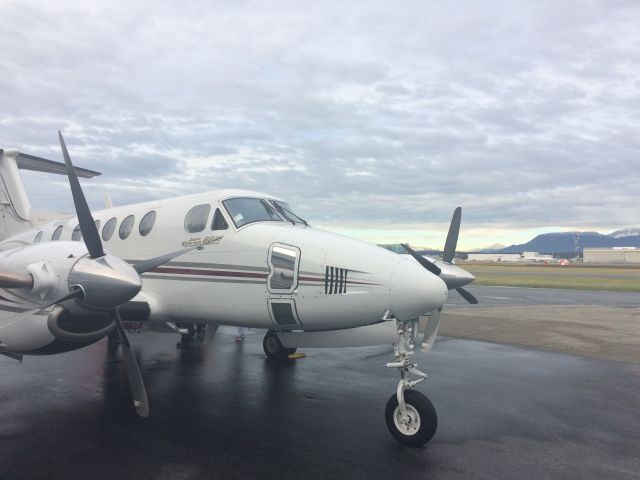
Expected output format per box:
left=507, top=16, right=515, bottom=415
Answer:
left=0, top=148, right=100, bottom=241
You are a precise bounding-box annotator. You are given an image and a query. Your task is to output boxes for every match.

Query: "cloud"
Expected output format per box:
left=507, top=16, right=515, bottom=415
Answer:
left=1, top=0, right=639, bottom=249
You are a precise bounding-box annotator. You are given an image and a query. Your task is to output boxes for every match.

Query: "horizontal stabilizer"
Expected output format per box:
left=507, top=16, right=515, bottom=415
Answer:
left=0, top=149, right=100, bottom=178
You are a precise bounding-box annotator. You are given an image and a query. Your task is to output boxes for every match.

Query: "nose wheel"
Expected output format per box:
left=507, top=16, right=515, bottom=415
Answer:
left=263, top=329, right=297, bottom=360
left=384, top=317, right=437, bottom=446
left=385, top=389, right=437, bottom=446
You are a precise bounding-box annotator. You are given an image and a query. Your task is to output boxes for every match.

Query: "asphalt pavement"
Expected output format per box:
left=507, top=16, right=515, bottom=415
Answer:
left=1, top=325, right=639, bottom=480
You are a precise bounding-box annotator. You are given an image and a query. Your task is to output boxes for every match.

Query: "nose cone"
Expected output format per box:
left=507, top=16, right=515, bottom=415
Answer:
left=69, top=254, right=142, bottom=309
left=389, top=259, right=448, bottom=320
left=438, top=262, right=475, bottom=290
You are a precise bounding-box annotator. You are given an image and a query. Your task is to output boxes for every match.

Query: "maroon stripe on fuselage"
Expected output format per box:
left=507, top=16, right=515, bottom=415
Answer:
left=149, top=267, right=268, bottom=279
left=145, top=268, right=380, bottom=286
left=298, top=276, right=378, bottom=286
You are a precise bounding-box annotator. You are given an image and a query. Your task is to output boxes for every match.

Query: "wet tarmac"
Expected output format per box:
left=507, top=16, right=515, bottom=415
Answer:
left=1, top=326, right=639, bottom=480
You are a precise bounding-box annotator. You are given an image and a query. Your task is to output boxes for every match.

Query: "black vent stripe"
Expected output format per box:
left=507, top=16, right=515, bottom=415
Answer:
left=329, top=266, right=334, bottom=294
left=325, top=266, right=329, bottom=294
left=324, top=266, right=348, bottom=295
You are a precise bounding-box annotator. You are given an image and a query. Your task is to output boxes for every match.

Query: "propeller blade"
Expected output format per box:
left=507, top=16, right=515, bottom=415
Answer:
left=114, top=309, right=150, bottom=417
left=58, top=131, right=104, bottom=259
left=132, top=246, right=201, bottom=274
left=401, top=244, right=442, bottom=276
left=443, top=207, right=461, bottom=264
left=456, top=287, right=478, bottom=304
left=37, top=288, right=84, bottom=311
left=0, top=271, right=33, bottom=289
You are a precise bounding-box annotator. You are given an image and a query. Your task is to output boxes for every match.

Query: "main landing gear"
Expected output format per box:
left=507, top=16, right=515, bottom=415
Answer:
left=263, top=329, right=296, bottom=360
left=176, top=323, right=196, bottom=349
left=384, top=317, right=437, bottom=447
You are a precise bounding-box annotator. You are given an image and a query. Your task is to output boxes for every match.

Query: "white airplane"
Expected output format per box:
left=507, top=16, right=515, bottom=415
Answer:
left=0, top=133, right=476, bottom=447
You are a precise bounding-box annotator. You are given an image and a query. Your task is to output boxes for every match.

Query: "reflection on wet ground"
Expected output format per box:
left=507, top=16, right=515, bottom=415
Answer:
left=1, top=327, right=639, bottom=479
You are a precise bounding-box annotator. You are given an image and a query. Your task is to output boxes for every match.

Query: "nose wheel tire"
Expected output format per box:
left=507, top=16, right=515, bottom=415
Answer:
left=385, top=389, right=437, bottom=447
left=263, top=329, right=297, bottom=360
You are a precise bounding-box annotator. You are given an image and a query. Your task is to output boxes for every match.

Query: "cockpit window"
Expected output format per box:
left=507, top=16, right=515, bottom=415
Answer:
left=222, top=198, right=283, bottom=228
left=269, top=200, right=307, bottom=226
left=211, top=208, right=228, bottom=231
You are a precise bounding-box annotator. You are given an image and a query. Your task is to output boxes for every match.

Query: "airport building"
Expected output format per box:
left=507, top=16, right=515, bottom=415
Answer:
left=583, top=247, right=640, bottom=264
left=467, top=252, right=554, bottom=262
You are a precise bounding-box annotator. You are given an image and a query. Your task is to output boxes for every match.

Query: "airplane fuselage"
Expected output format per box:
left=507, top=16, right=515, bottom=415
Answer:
left=0, top=188, right=447, bottom=350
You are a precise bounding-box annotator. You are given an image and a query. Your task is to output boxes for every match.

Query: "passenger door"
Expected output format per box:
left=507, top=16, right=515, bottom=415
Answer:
left=267, top=243, right=301, bottom=328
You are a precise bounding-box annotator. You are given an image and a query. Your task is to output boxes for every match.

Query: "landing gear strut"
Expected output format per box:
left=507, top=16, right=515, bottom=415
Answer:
left=176, top=323, right=196, bottom=349
left=263, top=329, right=296, bottom=360
left=384, top=317, right=437, bottom=446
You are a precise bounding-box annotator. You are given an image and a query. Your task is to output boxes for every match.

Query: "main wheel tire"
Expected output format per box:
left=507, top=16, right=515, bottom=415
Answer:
left=263, top=329, right=297, bottom=360
left=385, top=390, right=437, bottom=447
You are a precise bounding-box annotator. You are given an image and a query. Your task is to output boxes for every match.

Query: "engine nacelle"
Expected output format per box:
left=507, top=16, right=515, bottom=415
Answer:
left=0, top=305, right=115, bottom=355
left=0, top=241, right=122, bottom=355
left=0, top=242, right=89, bottom=305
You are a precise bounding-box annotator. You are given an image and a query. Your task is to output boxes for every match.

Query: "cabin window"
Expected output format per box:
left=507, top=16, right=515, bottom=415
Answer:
left=119, top=215, right=135, bottom=239
left=52, top=225, right=63, bottom=241
left=72, top=225, right=82, bottom=241
left=34, top=231, right=43, bottom=243
left=102, top=217, right=117, bottom=241
left=211, top=208, right=228, bottom=231
left=139, top=211, right=156, bottom=236
left=184, top=204, right=211, bottom=233
left=222, top=198, right=282, bottom=228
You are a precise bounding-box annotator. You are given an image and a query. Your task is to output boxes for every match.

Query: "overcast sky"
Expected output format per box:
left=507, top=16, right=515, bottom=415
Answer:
left=1, top=0, right=639, bottom=249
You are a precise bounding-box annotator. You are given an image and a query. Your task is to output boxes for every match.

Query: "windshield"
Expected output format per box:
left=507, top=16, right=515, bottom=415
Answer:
left=269, top=200, right=308, bottom=226
left=222, top=197, right=284, bottom=228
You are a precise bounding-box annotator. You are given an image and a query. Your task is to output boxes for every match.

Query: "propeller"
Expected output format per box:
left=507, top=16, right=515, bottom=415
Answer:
left=59, top=131, right=104, bottom=259
left=113, top=309, right=149, bottom=417
left=38, top=288, right=84, bottom=311
left=402, top=207, right=478, bottom=304
left=132, top=246, right=201, bottom=274
left=455, top=286, right=478, bottom=304
left=0, top=131, right=202, bottom=415
left=400, top=243, right=441, bottom=275
left=443, top=207, right=461, bottom=264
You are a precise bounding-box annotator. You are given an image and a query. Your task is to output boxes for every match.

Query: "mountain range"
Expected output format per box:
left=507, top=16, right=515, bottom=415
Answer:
left=479, top=228, right=640, bottom=254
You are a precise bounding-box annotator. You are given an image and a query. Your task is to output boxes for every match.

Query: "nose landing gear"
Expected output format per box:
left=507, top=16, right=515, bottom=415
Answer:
left=384, top=318, right=437, bottom=446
